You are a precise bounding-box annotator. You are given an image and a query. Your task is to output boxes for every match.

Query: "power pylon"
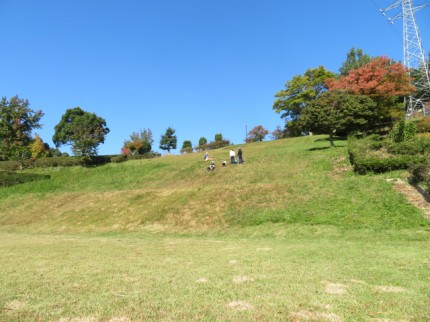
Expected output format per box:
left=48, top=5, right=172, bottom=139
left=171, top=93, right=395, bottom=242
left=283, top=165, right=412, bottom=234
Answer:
left=380, top=0, right=430, bottom=116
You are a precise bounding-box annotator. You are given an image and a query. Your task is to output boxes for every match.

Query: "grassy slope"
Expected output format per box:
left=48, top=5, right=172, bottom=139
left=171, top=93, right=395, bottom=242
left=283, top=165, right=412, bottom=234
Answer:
left=1, top=136, right=429, bottom=321
left=0, top=135, right=428, bottom=233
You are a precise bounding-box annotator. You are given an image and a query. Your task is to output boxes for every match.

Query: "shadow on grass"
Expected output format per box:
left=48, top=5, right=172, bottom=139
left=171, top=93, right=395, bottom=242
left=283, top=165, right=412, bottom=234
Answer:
left=307, top=146, right=346, bottom=151
left=0, top=171, right=51, bottom=188
left=314, top=136, right=347, bottom=142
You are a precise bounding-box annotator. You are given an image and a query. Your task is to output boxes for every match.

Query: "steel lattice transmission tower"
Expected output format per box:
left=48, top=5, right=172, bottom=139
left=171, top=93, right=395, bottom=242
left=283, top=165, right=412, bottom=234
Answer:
left=380, top=0, right=430, bottom=116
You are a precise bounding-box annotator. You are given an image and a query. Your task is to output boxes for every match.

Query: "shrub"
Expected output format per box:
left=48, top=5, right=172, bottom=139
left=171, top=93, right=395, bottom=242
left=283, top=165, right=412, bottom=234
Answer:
left=126, top=152, right=161, bottom=160
left=194, top=140, right=231, bottom=152
left=0, top=161, right=24, bottom=171
left=385, top=137, right=430, bottom=155
left=33, top=157, right=83, bottom=168
left=388, top=119, right=416, bottom=143
left=347, top=135, right=427, bottom=174
left=0, top=171, right=50, bottom=187
left=352, top=154, right=425, bottom=174
left=111, top=154, right=128, bottom=163
left=409, top=163, right=430, bottom=194
left=180, top=147, right=193, bottom=154
left=415, top=116, right=430, bottom=133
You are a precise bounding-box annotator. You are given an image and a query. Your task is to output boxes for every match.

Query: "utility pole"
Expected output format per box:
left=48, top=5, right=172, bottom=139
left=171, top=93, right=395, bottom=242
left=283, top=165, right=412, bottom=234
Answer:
left=245, top=125, right=247, bottom=143
left=380, top=0, right=430, bottom=116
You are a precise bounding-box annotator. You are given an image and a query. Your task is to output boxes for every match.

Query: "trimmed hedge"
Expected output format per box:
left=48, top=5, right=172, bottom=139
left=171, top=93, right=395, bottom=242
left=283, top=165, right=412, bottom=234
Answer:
left=348, top=135, right=428, bottom=174
left=351, top=154, right=426, bottom=174
left=0, top=171, right=50, bottom=187
left=194, top=140, right=231, bottom=152
left=0, top=156, right=111, bottom=170
left=111, top=154, right=127, bottom=163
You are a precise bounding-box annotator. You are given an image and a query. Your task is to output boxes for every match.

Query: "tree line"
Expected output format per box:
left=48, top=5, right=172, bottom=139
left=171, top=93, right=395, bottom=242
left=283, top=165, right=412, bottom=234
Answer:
left=0, top=100, right=182, bottom=161
left=272, top=48, right=429, bottom=146
left=0, top=98, right=276, bottom=161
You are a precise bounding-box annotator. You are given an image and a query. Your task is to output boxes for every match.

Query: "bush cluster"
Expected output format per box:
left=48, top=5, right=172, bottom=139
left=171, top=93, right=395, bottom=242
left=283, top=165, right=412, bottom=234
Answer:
left=0, top=155, right=113, bottom=170
left=415, top=116, right=430, bottom=133
left=348, top=135, right=428, bottom=175
left=194, top=140, right=231, bottom=152
left=0, top=171, right=50, bottom=187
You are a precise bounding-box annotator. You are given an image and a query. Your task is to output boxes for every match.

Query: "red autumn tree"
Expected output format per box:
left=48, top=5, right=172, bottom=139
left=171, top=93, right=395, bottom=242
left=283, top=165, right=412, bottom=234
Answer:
left=326, top=56, right=415, bottom=98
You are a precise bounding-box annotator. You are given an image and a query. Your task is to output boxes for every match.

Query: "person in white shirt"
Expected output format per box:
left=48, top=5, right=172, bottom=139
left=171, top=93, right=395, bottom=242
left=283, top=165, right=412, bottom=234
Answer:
left=229, top=149, right=236, bottom=164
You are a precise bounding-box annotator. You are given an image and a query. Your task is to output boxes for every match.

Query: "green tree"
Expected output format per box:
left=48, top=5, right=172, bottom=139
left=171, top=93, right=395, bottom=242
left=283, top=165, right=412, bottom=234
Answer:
left=53, top=107, right=110, bottom=156
left=181, top=140, right=192, bottom=149
left=159, top=127, right=177, bottom=154
left=180, top=140, right=193, bottom=154
left=339, top=48, right=372, bottom=76
left=299, top=91, right=377, bottom=147
left=214, top=133, right=223, bottom=142
left=327, top=56, right=416, bottom=128
left=273, top=66, right=335, bottom=136
left=122, top=129, right=153, bottom=155
left=246, top=125, right=269, bottom=142
left=0, top=96, right=44, bottom=160
left=198, top=137, right=207, bottom=146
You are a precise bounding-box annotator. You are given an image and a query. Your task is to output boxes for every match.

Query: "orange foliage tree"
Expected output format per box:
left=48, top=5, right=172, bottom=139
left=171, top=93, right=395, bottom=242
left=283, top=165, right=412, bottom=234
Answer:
left=326, top=56, right=415, bottom=98
left=326, top=56, right=416, bottom=130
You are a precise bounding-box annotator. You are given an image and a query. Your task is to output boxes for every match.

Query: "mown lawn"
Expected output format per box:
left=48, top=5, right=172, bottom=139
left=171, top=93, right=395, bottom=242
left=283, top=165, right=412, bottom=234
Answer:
left=1, top=227, right=429, bottom=321
left=0, top=136, right=429, bottom=321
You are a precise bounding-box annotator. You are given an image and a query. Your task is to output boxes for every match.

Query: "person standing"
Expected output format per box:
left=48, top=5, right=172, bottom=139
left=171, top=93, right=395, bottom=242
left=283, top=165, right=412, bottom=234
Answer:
left=229, top=149, right=236, bottom=164
left=238, top=147, right=243, bottom=164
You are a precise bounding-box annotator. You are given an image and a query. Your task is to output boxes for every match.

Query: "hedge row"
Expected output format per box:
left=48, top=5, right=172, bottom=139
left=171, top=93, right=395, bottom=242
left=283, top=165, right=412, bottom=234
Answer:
left=347, top=135, right=428, bottom=175
left=0, top=171, right=51, bottom=187
left=0, top=156, right=113, bottom=171
left=192, top=140, right=231, bottom=153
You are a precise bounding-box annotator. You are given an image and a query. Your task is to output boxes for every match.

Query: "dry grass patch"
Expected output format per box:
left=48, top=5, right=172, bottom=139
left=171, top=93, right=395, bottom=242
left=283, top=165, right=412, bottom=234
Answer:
left=3, top=300, right=26, bottom=311
left=289, top=310, right=344, bottom=322
left=227, top=300, right=254, bottom=311
left=376, top=285, right=406, bottom=293
left=390, top=179, right=430, bottom=220
left=324, top=282, right=347, bottom=295
left=232, top=275, right=254, bottom=283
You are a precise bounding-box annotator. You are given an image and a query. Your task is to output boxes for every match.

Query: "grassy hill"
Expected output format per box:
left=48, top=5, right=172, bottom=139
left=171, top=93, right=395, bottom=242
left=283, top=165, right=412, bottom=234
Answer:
left=1, top=136, right=429, bottom=321
left=0, top=135, right=428, bottom=233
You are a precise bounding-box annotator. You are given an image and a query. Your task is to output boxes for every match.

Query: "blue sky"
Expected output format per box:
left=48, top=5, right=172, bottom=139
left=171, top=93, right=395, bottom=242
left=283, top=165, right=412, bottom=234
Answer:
left=1, top=0, right=429, bottom=155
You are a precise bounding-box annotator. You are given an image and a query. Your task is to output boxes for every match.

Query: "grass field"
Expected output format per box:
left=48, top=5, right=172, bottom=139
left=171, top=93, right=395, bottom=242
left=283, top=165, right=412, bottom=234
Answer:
left=0, top=136, right=429, bottom=321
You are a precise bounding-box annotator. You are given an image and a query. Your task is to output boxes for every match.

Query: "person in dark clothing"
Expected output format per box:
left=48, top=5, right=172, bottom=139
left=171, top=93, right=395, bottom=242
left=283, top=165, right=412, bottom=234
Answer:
left=238, top=147, right=243, bottom=164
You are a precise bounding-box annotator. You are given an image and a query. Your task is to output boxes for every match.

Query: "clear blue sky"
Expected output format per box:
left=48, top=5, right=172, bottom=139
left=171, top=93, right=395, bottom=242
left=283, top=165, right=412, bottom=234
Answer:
left=1, top=0, right=429, bottom=155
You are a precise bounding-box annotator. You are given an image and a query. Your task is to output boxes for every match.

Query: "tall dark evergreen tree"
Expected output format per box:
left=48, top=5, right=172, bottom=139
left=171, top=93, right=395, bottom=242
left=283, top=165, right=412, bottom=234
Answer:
left=159, top=127, right=177, bottom=154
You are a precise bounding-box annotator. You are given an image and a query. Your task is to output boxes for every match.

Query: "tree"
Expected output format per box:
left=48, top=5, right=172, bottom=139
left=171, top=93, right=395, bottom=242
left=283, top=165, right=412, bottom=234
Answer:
left=180, top=140, right=193, bottom=154
left=339, top=48, right=372, bottom=76
left=273, top=66, right=335, bottom=136
left=299, top=91, right=377, bottom=147
left=122, top=129, right=153, bottom=155
left=327, top=56, right=416, bottom=129
left=198, top=137, right=207, bottom=146
left=327, top=56, right=415, bottom=99
left=159, top=127, right=177, bottom=154
left=30, top=134, right=49, bottom=158
left=271, top=126, right=287, bottom=140
left=214, top=133, right=223, bottom=142
left=246, top=125, right=269, bottom=142
left=0, top=96, right=44, bottom=160
left=181, top=140, right=192, bottom=149
left=53, top=107, right=110, bottom=157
